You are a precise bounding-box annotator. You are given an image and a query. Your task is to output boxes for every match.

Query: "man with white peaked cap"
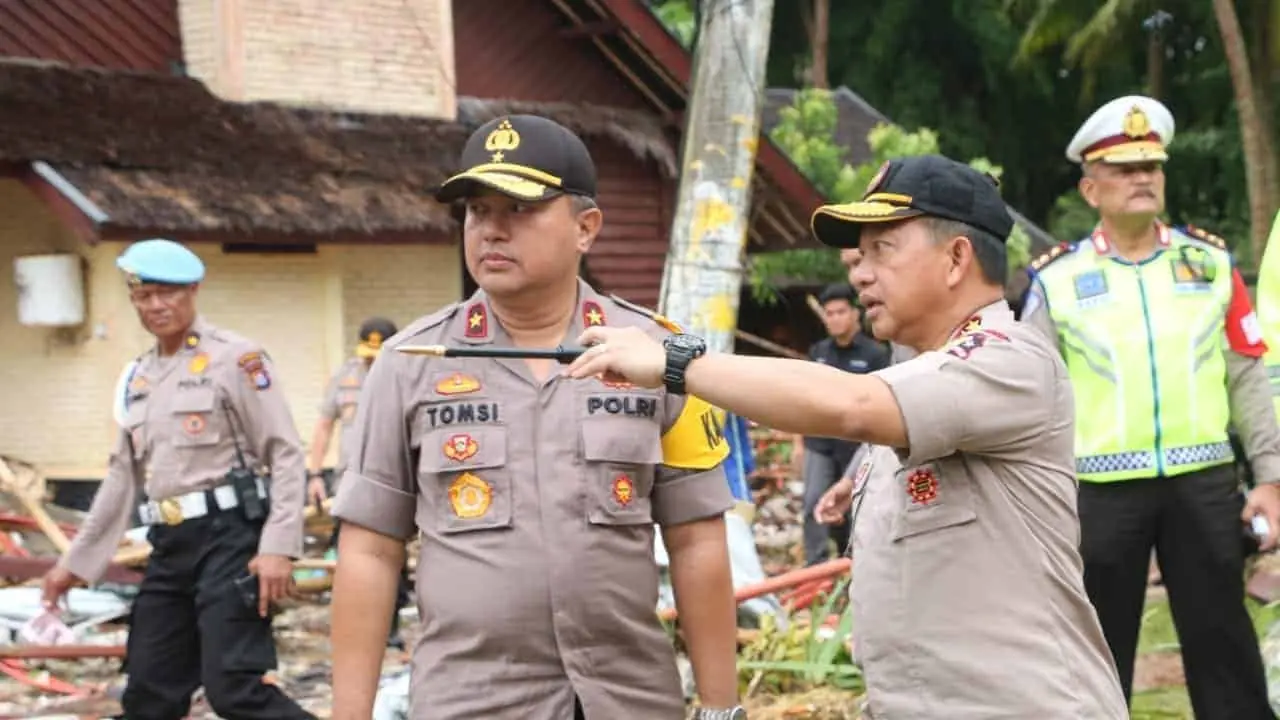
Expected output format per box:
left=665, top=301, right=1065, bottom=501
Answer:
left=1022, top=94, right=1280, bottom=719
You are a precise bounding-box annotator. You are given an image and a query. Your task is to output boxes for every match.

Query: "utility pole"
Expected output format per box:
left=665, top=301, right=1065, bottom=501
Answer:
left=657, top=0, right=776, bottom=354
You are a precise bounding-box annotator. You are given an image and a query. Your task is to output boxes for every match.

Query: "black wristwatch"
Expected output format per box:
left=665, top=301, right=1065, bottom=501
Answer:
left=662, top=333, right=707, bottom=396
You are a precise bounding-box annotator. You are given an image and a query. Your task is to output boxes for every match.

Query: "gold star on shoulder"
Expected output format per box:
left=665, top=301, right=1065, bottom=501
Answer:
left=586, top=308, right=603, bottom=326
left=468, top=312, right=484, bottom=329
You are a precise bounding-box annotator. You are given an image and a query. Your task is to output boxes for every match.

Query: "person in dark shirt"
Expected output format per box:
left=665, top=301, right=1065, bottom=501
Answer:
left=794, top=283, right=890, bottom=565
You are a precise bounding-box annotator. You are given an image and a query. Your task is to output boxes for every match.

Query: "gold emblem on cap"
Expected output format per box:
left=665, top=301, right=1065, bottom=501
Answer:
left=485, top=118, right=522, bottom=163
left=865, top=161, right=891, bottom=197
left=1123, top=106, right=1151, bottom=139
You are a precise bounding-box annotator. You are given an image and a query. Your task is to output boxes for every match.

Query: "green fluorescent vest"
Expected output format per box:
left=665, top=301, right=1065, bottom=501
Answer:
left=1034, top=227, right=1235, bottom=482
left=1259, top=213, right=1280, bottom=417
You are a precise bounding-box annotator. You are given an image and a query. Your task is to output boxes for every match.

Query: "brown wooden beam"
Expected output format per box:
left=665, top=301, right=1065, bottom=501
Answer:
left=560, top=19, right=620, bottom=38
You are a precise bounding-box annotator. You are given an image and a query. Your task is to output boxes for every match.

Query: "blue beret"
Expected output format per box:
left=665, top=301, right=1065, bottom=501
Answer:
left=116, top=238, right=205, bottom=286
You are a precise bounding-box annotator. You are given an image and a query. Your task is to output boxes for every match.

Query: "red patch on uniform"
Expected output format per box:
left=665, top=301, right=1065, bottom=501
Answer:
left=906, top=468, right=938, bottom=505
left=443, top=433, right=479, bottom=462
left=582, top=301, right=606, bottom=327
left=601, top=378, right=634, bottom=389
left=465, top=303, right=488, bottom=338
left=1226, top=268, right=1268, bottom=358
left=612, top=473, right=635, bottom=507
left=946, top=329, right=1008, bottom=360
left=183, top=414, right=206, bottom=435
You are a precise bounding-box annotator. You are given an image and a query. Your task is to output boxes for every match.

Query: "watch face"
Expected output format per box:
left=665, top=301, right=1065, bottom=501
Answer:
left=666, top=333, right=705, bottom=354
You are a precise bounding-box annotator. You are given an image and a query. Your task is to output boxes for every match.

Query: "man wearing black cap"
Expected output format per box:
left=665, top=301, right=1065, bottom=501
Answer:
left=565, top=155, right=1128, bottom=718
left=305, top=316, right=410, bottom=648
left=793, top=282, right=888, bottom=565
left=330, top=115, right=742, bottom=720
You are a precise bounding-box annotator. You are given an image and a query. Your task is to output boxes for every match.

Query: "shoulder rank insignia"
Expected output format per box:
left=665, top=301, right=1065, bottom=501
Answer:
left=608, top=294, right=684, bottom=333
left=1029, top=242, right=1072, bottom=274
left=1179, top=224, right=1228, bottom=250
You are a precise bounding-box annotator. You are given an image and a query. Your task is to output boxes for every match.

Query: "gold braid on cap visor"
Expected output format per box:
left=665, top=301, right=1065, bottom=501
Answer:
left=443, top=162, right=565, bottom=199
left=814, top=192, right=922, bottom=223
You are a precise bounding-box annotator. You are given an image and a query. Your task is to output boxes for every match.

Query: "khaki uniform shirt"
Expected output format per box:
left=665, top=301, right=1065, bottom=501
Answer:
left=332, top=281, right=733, bottom=720
left=849, top=301, right=1127, bottom=719
left=60, top=316, right=307, bottom=583
left=319, top=357, right=369, bottom=478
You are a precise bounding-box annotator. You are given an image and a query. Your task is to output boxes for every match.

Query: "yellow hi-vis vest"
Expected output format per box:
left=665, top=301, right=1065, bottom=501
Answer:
left=1031, top=225, right=1236, bottom=482
left=1259, top=212, right=1280, bottom=416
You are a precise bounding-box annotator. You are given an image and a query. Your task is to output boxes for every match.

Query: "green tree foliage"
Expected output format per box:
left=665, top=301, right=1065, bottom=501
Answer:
left=748, top=89, right=1032, bottom=305
left=653, top=0, right=1255, bottom=260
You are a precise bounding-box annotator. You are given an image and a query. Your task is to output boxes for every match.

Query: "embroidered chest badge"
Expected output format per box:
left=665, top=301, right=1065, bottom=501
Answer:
left=612, top=473, right=635, bottom=507
left=435, top=373, right=481, bottom=396
left=448, top=472, right=492, bottom=519
left=183, top=414, right=206, bottom=435
left=443, top=433, right=479, bottom=462
left=906, top=467, right=939, bottom=505
left=188, top=352, right=209, bottom=375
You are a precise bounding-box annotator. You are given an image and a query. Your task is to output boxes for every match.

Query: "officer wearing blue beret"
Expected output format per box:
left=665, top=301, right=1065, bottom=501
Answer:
left=41, top=238, right=315, bottom=719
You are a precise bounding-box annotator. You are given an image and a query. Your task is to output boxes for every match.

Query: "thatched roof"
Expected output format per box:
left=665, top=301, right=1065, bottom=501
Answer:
left=0, top=60, right=677, bottom=237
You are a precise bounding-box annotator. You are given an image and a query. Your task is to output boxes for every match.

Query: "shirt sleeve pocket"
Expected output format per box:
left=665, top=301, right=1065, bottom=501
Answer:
left=581, top=420, right=660, bottom=526
left=170, top=387, right=222, bottom=448
left=890, top=461, right=977, bottom=541
left=418, top=426, right=512, bottom=535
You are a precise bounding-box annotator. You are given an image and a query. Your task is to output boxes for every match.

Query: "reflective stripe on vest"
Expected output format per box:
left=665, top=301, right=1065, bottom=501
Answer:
left=1036, top=226, right=1235, bottom=482
left=1258, top=212, right=1280, bottom=415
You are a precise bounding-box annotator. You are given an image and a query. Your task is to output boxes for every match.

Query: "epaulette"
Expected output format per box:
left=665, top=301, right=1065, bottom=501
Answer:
left=392, top=302, right=461, bottom=344
left=1178, top=224, right=1228, bottom=250
left=1028, top=242, right=1072, bottom=274
left=608, top=293, right=684, bottom=333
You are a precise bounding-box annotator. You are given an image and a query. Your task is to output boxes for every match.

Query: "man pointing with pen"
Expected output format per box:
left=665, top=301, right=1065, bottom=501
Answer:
left=564, top=155, right=1128, bottom=718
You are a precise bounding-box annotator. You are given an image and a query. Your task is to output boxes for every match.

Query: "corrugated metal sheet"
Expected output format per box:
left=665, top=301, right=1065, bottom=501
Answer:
left=0, top=0, right=181, bottom=73
left=453, top=0, right=647, bottom=107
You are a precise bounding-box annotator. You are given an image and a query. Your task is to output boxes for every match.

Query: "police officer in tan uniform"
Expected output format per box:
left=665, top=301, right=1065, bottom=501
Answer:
left=329, top=115, right=744, bottom=720
left=306, top=316, right=411, bottom=649
left=306, top=316, right=398, bottom=505
left=568, top=155, right=1128, bottom=718
left=40, top=239, right=313, bottom=720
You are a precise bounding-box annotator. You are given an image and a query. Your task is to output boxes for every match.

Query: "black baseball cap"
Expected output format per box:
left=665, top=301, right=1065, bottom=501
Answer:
left=357, top=317, right=398, bottom=359
left=810, top=155, right=1014, bottom=248
left=434, top=114, right=598, bottom=203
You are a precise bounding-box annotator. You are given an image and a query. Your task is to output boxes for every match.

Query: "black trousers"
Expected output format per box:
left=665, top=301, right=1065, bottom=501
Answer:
left=329, top=519, right=412, bottom=637
left=120, top=506, right=315, bottom=720
left=1079, top=464, right=1274, bottom=720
